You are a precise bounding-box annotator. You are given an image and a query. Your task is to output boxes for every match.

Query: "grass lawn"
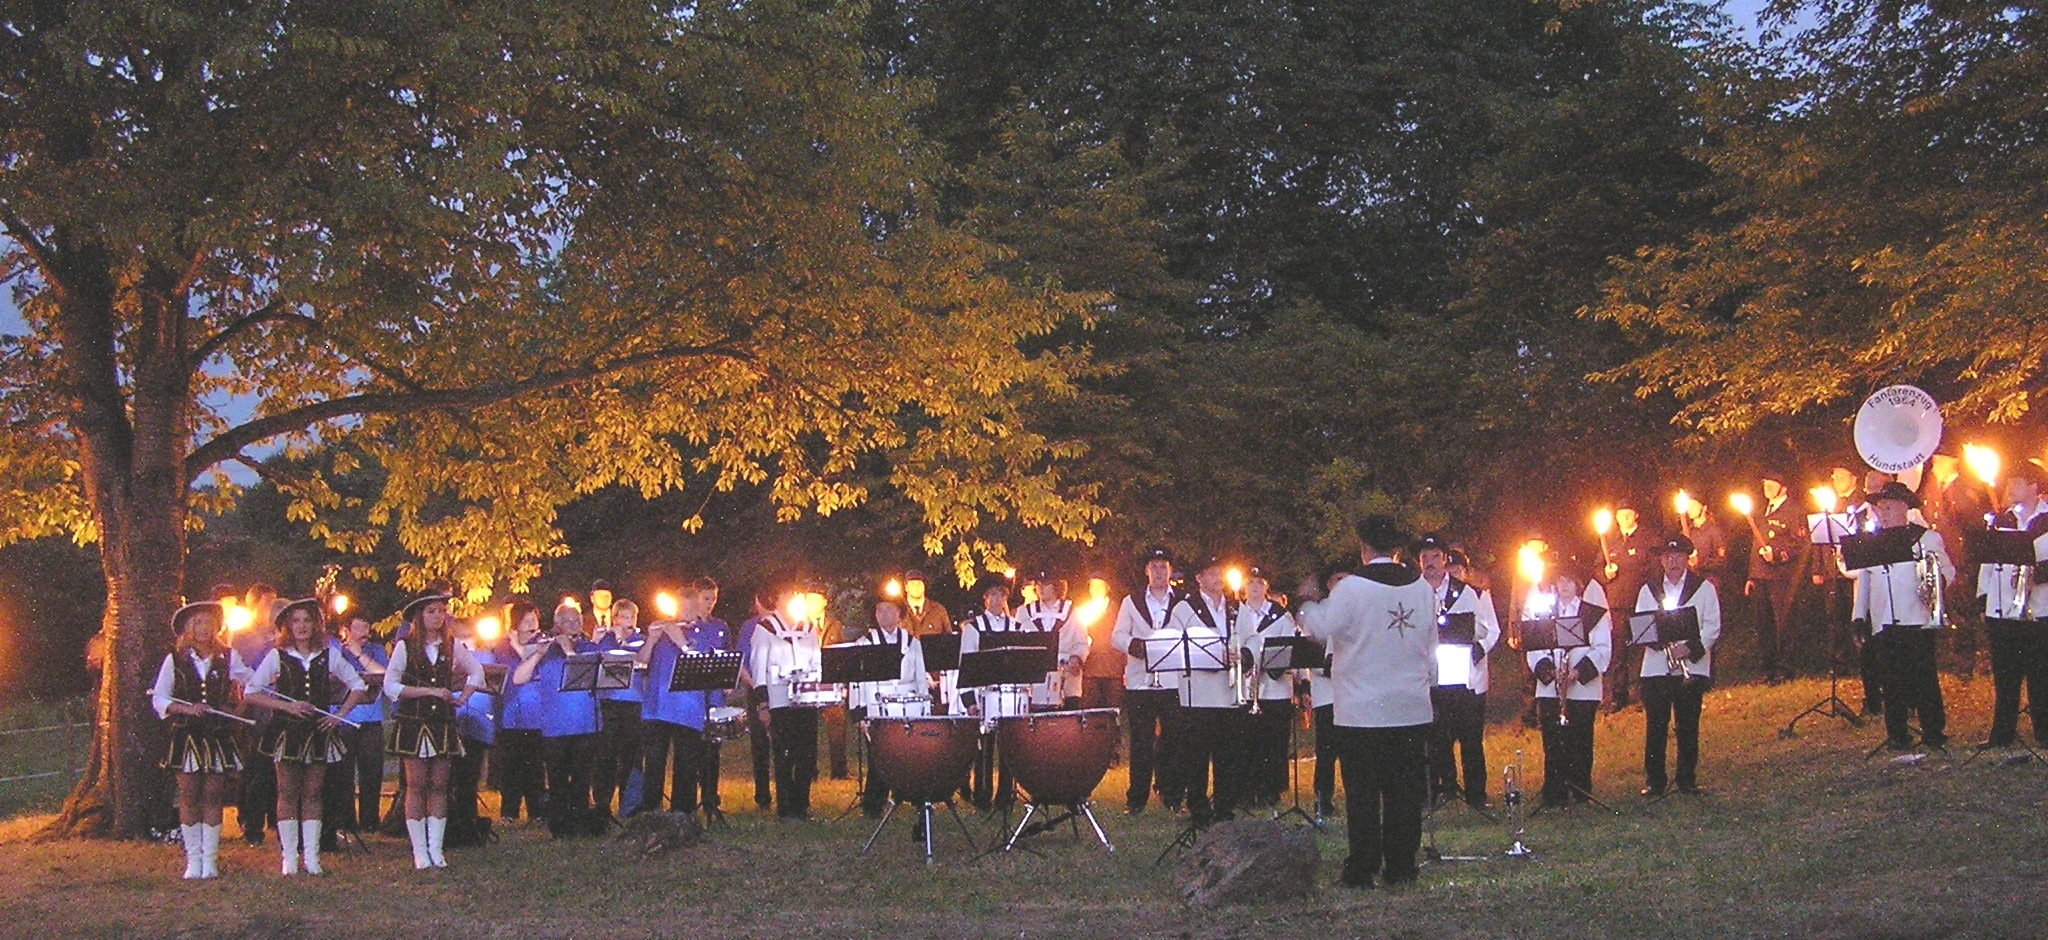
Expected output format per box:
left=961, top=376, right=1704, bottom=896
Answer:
left=2, top=677, right=2046, bottom=940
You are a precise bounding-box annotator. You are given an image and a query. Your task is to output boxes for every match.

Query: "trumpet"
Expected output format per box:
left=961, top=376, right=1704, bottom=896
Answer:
left=1553, top=649, right=1573, bottom=726
left=2012, top=564, right=2037, bottom=620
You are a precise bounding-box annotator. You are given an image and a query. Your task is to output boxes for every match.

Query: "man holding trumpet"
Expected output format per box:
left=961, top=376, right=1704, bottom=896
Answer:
left=1635, top=535, right=1721, bottom=797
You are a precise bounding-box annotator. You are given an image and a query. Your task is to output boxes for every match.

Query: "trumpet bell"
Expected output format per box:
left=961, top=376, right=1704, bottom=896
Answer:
left=1854, top=385, right=1943, bottom=474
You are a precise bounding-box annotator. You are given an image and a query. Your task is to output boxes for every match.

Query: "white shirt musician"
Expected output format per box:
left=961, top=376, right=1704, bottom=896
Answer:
left=748, top=613, right=826, bottom=711
left=1108, top=547, right=1188, bottom=813
left=1977, top=479, right=2048, bottom=622
left=1164, top=561, right=1243, bottom=823
left=1428, top=565, right=1501, bottom=694
left=851, top=602, right=928, bottom=709
left=1522, top=570, right=1611, bottom=806
left=1857, top=483, right=1959, bottom=750
left=1166, top=580, right=1239, bottom=711
left=1017, top=585, right=1088, bottom=706
left=1976, top=467, right=2048, bottom=747
left=1233, top=588, right=1301, bottom=708
left=1632, top=536, right=1722, bottom=795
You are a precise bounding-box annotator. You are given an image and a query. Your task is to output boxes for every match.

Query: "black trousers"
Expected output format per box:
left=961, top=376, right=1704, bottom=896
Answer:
left=640, top=719, right=705, bottom=814
left=592, top=701, right=643, bottom=816
left=494, top=729, right=547, bottom=821
left=1428, top=687, right=1487, bottom=805
left=1330, top=723, right=1429, bottom=886
left=1883, top=629, right=1947, bottom=744
left=237, top=719, right=276, bottom=839
left=1751, top=578, right=1797, bottom=678
left=1179, top=706, right=1245, bottom=823
left=699, top=740, right=724, bottom=811
left=1860, top=630, right=1889, bottom=712
left=320, top=721, right=384, bottom=831
left=746, top=687, right=774, bottom=808
left=970, top=728, right=1014, bottom=810
left=450, top=736, right=488, bottom=834
left=1641, top=674, right=1710, bottom=791
left=1122, top=688, right=1181, bottom=810
left=769, top=707, right=819, bottom=818
left=1536, top=698, right=1596, bottom=805
left=1245, top=699, right=1296, bottom=805
left=1082, top=679, right=1124, bottom=763
left=540, top=733, right=596, bottom=827
left=1986, top=619, right=2048, bottom=746
left=1312, top=704, right=1338, bottom=808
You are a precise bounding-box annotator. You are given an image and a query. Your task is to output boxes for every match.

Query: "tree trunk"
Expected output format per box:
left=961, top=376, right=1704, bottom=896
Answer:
left=40, top=259, right=191, bottom=840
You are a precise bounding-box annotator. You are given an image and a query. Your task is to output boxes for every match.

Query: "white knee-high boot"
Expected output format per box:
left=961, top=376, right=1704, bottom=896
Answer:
left=425, top=816, right=448, bottom=868
left=200, top=823, right=221, bottom=879
left=180, top=824, right=203, bottom=880
left=299, top=819, right=323, bottom=875
left=276, top=819, right=301, bottom=875
left=406, top=818, right=431, bottom=869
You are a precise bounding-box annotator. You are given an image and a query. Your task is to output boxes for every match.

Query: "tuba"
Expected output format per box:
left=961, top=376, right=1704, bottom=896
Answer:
left=1854, top=385, right=1943, bottom=476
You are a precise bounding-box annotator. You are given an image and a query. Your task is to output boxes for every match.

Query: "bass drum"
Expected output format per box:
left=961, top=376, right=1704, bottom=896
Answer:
left=867, top=715, right=982, bottom=805
left=996, top=708, right=1120, bottom=805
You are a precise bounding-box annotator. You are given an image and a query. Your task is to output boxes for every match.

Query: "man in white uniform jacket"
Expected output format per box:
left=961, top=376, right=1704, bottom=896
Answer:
left=1297, top=515, right=1437, bottom=888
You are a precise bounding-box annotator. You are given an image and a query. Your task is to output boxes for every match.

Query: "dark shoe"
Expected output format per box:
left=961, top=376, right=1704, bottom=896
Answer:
left=1339, top=870, right=1377, bottom=889
left=1922, top=734, right=1948, bottom=750
left=1640, top=785, right=1665, bottom=797
left=1382, top=871, right=1419, bottom=887
left=1884, top=737, right=1915, bottom=751
left=1466, top=797, right=1491, bottom=811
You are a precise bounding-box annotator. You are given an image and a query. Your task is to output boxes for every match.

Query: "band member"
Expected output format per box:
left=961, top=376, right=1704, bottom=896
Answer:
left=685, top=578, right=732, bottom=819
left=384, top=592, right=485, bottom=868
left=749, top=587, right=827, bottom=819
left=854, top=597, right=929, bottom=817
left=1110, top=547, right=1187, bottom=814
left=1017, top=571, right=1089, bottom=710
left=1852, top=482, right=1958, bottom=750
left=1850, top=470, right=1894, bottom=713
left=152, top=601, right=245, bottom=879
left=322, top=613, right=387, bottom=847
left=448, top=615, right=499, bottom=847
left=243, top=597, right=369, bottom=875
left=1080, top=581, right=1128, bottom=718
left=899, top=569, right=953, bottom=637
left=734, top=588, right=779, bottom=810
left=1680, top=497, right=1730, bottom=585
left=492, top=600, right=548, bottom=822
left=512, top=600, right=602, bottom=836
left=1158, top=558, right=1242, bottom=826
left=1979, top=461, right=2048, bottom=748
left=1308, top=562, right=1348, bottom=820
left=1602, top=505, right=1656, bottom=710
left=638, top=585, right=713, bottom=817
left=1417, top=535, right=1499, bottom=809
left=1636, top=535, right=1722, bottom=795
left=1747, top=475, right=1809, bottom=684
left=1296, top=516, right=1438, bottom=888
left=592, top=598, right=646, bottom=818
left=1234, top=567, right=1299, bottom=807
left=1522, top=562, right=1611, bottom=807
left=961, top=574, right=1028, bottom=809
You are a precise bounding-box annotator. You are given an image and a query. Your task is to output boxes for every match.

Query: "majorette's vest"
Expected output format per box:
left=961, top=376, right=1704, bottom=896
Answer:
left=276, top=648, right=335, bottom=710
left=171, top=650, right=234, bottom=731
left=395, top=636, right=456, bottom=723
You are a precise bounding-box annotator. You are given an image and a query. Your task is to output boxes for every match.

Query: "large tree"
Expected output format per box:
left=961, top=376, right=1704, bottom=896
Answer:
left=0, top=0, right=1098, bottom=838
left=1592, top=0, right=2048, bottom=438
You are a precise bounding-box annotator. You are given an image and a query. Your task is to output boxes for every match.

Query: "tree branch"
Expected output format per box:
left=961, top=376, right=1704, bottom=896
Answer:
left=190, top=299, right=292, bottom=365
left=186, top=338, right=753, bottom=482
left=0, top=203, right=64, bottom=301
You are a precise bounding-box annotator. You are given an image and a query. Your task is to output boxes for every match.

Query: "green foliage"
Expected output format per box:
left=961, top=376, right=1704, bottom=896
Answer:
left=1592, top=0, right=2048, bottom=436
left=0, top=0, right=1103, bottom=596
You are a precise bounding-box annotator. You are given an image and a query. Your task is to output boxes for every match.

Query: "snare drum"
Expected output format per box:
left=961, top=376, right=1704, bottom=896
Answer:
left=704, top=706, right=747, bottom=742
left=791, top=681, right=845, bottom=708
left=873, top=694, right=932, bottom=719
left=977, top=685, right=1032, bottom=729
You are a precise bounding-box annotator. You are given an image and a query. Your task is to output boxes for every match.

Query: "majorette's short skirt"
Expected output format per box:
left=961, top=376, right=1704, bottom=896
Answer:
left=389, top=715, right=464, bottom=759
left=162, top=723, right=245, bottom=774
left=258, top=715, right=348, bottom=765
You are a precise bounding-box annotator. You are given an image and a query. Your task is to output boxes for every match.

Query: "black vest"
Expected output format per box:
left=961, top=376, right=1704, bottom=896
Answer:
left=396, top=636, right=456, bottom=723
left=171, top=650, right=235, bottom=726
left=277, top=648, right=335, bottom=709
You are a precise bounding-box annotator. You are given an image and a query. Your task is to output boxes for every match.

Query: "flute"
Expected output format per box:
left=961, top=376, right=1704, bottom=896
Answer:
left=169, top=698, right=257, bottom=726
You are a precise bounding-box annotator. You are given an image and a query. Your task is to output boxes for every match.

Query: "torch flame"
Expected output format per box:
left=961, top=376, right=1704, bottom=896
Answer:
left=654, top=591, right=680, bottom=620
left=1592, top=508, right=1614, bottom=536
left=1729, top=492, right=1755, bottom=516
left=1965, top=443, right=2001, bottom=487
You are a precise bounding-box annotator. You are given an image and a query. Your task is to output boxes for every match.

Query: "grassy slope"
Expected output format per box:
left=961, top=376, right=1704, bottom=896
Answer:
left=2, top=677, right=2046, bottom=940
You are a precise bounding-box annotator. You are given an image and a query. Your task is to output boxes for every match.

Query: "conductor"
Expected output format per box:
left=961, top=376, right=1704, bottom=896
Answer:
left=1296, top=515, right=1438, bottom=888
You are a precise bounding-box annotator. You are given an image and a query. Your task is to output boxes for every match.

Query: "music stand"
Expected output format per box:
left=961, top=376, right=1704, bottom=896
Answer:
left=560, top=651, right=635, bottom=693
left=978, top=631, right=1059, bottom=652
left=1838, top=529, right=1918, bottom=572
left=668, top=650, right=744, bottom=693
left=481, top=664, right=510, bottom=697
left=1435, top=612, right=1478, bottom=690
left=1515, top=609, right=1617, bottom=815
left=1256, top=637, right=1327, bottom=829
left=958, top=647, right=1057, bottom=687
left=1959, top=529, right=2048, bottom=766
left=1146, top=631, right=1230, bottom=866
left=920, top=634, right=963, bottom=672
left=821, top=643, right=908, bottom=821
left=1785, top=515, right=1865, bottom=739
